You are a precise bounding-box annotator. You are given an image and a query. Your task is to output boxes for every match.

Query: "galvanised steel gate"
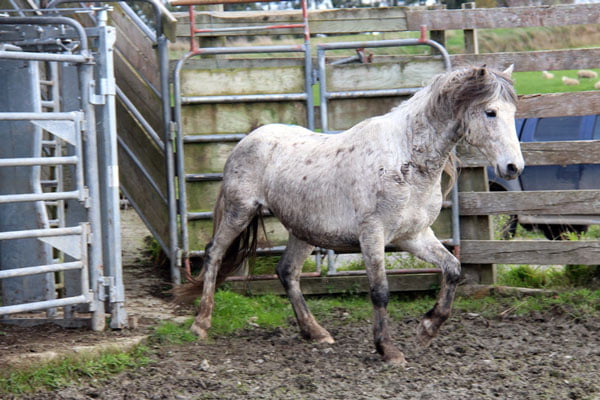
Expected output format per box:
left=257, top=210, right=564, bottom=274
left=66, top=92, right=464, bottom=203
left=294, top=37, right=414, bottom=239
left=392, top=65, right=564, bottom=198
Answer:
left=0, top=9, right=126, bottom=330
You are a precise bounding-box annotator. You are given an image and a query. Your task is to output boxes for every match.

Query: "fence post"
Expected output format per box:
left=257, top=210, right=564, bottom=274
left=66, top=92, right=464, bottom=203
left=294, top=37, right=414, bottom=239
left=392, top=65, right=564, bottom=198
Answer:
left=462, top=2, right=479, bottom=55
left=458, top=168, right=495, bottom=284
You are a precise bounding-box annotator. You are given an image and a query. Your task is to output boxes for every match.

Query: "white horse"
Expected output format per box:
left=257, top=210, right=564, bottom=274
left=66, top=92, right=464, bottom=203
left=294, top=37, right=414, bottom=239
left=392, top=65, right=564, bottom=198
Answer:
left=175, top=65, right=524, bottom=365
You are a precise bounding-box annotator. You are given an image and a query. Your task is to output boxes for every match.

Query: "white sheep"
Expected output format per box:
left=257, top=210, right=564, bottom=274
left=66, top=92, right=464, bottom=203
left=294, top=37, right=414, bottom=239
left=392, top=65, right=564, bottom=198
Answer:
left=595, top=81, right=600, bottom=90
left=542, top=70, right=554, bottom=79
left=577, top=70, right=598, bottom=79
left=562, top=76, right=580, bottom=86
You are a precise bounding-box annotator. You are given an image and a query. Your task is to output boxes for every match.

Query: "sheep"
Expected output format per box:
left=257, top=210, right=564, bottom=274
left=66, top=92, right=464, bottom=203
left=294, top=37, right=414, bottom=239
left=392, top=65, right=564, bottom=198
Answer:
left=595, top=81, right=600, bottom=90
left=562, top=76, right=580, bottom=86
left=542, top=70, right=554, bottom=79
left=577, top=70, right=598, bottom=79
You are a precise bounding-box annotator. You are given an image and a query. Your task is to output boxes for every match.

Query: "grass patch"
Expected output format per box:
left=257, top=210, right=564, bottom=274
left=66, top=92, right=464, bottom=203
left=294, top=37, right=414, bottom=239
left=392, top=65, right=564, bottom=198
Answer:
left=152, top=320, right=198, bottom=345
left=210, top=290, right=292, bottom=335
left=513, top=68, right=600, bottom=95
left=0, top=346, right=150, bottom=395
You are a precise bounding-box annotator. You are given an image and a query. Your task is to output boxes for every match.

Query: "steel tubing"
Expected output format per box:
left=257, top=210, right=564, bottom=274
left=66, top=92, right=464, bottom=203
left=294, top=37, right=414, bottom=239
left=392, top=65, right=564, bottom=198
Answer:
left=0, top=190, right=80, bottom=204
left=0, top=225, right=82, bottom=241
left=0, top=294, right=89, bottom=316
left=0, top=261, right=83, bottom=279
left=0, top=156, right=77, bottom=167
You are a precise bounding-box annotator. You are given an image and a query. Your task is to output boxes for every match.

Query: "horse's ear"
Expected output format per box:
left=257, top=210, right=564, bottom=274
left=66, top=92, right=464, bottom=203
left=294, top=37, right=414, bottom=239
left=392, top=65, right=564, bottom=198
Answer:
left=476, top=65, right=487, bottom=77
left=503, top=64, right=514, bottom=77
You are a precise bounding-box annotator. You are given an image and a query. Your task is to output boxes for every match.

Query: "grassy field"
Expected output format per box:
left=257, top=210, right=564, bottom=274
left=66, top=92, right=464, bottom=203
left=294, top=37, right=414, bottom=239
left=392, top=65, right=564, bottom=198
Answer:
left=513, top=69, right=600, bottom=95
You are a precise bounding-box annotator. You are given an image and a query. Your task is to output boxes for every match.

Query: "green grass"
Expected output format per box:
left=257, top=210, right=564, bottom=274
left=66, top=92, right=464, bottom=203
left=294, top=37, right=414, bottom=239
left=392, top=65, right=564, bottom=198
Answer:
left=210, top=290, right=292, bottom=335
left=513, top=69, right=600, bottom=95
left=152, top=320, right=198, bottom=344
left=0, top=346, right=150, bottom=395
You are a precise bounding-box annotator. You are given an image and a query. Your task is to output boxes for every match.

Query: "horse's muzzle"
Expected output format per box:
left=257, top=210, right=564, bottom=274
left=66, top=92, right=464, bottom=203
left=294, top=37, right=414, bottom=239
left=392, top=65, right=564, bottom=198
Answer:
left=497, top=163, right=523, bottom=180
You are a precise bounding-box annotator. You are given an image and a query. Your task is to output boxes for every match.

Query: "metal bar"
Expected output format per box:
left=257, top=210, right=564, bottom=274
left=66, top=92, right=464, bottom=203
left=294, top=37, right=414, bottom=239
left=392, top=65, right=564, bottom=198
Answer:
left=187, top=207, right=272, bottom=221
left=0, top=191, right=80, bottom=204
left=317, top=47, right=328, bottom=133
left=191, top=44, right=305, bottom=56
left=96, top=11, right=128, bottom=329
left=182, top=92, right=307, bottom=104
left=0, top=294, right=89, bottom=316
left=186, top=173, right=223, bottom=182
left=174, top=56, right=192, bottom=276
left=79, top=55, right=107, bottom=331
left=0, top=226, right=82, bottom=241
left=326, top=88, right=420, bottom=99
left=0, top=261, right=83, bottom=279
left=183, top=133, right=246, bottom=143
left=0, top=111, right=81, bottom=120
left=0, top=156, right=78, bottom=167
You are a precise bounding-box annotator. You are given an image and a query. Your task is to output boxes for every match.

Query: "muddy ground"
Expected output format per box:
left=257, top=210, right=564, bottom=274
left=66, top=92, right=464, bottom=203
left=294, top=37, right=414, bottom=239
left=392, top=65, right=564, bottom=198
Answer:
left=2, top=209, right=600, bottom=400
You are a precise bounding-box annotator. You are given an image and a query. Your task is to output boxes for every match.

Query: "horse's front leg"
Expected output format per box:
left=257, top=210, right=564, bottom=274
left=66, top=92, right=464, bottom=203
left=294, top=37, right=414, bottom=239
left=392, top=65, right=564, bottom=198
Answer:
left=396, top=228, right=461, bottom=347
left=360, top=225, right=407, bottom=366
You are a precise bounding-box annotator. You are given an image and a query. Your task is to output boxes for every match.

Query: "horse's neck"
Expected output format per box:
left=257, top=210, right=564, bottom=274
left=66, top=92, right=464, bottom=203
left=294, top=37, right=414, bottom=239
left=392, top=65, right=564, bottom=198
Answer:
left=389, top=96, right=460, bottom=176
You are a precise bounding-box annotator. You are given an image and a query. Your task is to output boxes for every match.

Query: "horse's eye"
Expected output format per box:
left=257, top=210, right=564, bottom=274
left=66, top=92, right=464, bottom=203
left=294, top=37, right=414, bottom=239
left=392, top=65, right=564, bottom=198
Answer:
left=485, top=110, right=497, bottom=118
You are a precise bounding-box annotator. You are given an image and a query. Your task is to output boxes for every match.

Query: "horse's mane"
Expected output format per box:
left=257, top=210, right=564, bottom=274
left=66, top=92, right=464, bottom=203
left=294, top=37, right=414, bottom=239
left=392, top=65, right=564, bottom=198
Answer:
left=427, top=66, right=517, bottom=119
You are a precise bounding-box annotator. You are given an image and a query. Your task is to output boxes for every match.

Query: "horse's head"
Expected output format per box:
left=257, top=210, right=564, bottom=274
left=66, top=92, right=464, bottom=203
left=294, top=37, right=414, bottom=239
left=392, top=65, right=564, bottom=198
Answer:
left=448, top=65, right=525, bottom=180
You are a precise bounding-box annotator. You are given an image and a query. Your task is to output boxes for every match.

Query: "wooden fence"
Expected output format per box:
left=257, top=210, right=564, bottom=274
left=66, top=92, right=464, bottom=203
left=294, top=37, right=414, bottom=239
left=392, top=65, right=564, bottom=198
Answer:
left=170, top=3, right=600, bottom=293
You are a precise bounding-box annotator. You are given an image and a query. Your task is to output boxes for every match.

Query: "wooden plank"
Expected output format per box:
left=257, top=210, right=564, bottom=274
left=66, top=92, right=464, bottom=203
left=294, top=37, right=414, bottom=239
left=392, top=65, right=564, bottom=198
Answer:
left=458, top=140, right=600, bottom=167
left=326, top=60, right=444, bottom=92
left=174, top=7, right=409, bottom=36
left=118, top=143, right=170, bottom=252
left=114, top=49, right=163, bottom=133
left=226, top=273, right=441, bottom=296
left=517, top=92, right=600, bottom=119
left=180, top=65, right=305, bottom=96
left=451, top=48, right=600, bottom=72
left=460, top=240, right=600, bottom=265
left=181, top=102, right=307, bottom=135
left=328, top=97, right=407, bottom=132
left=406, top=4, right=600, bottom=31
left=188, top=216, right=289, bottom=251
left=177, top=4, right=600, bottom=36
left=110, top=5, right=160, bottom=91
left=116, top=100, right=167, bottom=195
left=184, top=142, right=237, bottom=174
left=459, top=190, right=600, bottom=216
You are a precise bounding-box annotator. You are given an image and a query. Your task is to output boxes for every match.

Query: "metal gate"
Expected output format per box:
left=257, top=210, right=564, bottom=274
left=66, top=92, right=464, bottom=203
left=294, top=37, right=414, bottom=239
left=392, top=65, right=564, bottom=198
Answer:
left=0, top=9, right=126, bottom=330
left=172, top=3, right=460, bottom=280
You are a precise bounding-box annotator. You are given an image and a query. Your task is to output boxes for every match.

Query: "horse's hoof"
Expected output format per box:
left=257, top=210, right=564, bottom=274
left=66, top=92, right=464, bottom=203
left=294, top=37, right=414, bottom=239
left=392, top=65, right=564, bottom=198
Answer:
left=190, top=323, right=208, bottom=339
left=416, top=318, right=436, bottom=347
left=315, top=334, right=335, bottom=344
left=384, top=353, right=407, bottom=367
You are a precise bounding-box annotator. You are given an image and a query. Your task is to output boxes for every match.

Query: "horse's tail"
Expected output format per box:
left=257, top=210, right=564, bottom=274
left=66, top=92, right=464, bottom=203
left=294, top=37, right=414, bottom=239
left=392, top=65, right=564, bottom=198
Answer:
left=172, top=188, right=263, bottom=305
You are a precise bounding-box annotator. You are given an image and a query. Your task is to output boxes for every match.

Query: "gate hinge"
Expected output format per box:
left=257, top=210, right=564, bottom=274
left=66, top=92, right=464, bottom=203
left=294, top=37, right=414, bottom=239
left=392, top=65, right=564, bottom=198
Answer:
left=88, top=80, right=106, bottom=105
left=98, top=276, right=117, bottom=303
left=169, top=121, right=178, bottom=141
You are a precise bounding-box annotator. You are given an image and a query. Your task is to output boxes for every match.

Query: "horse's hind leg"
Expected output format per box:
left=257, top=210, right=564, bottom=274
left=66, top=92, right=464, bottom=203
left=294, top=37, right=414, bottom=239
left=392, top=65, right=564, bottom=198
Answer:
left=191, top=202, right=258, bottom=339
left=396, top=228, right=461, bottom=347
left=276, top=235, right=334, bottom=344
left=360, top=224, right=407, bottom=365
